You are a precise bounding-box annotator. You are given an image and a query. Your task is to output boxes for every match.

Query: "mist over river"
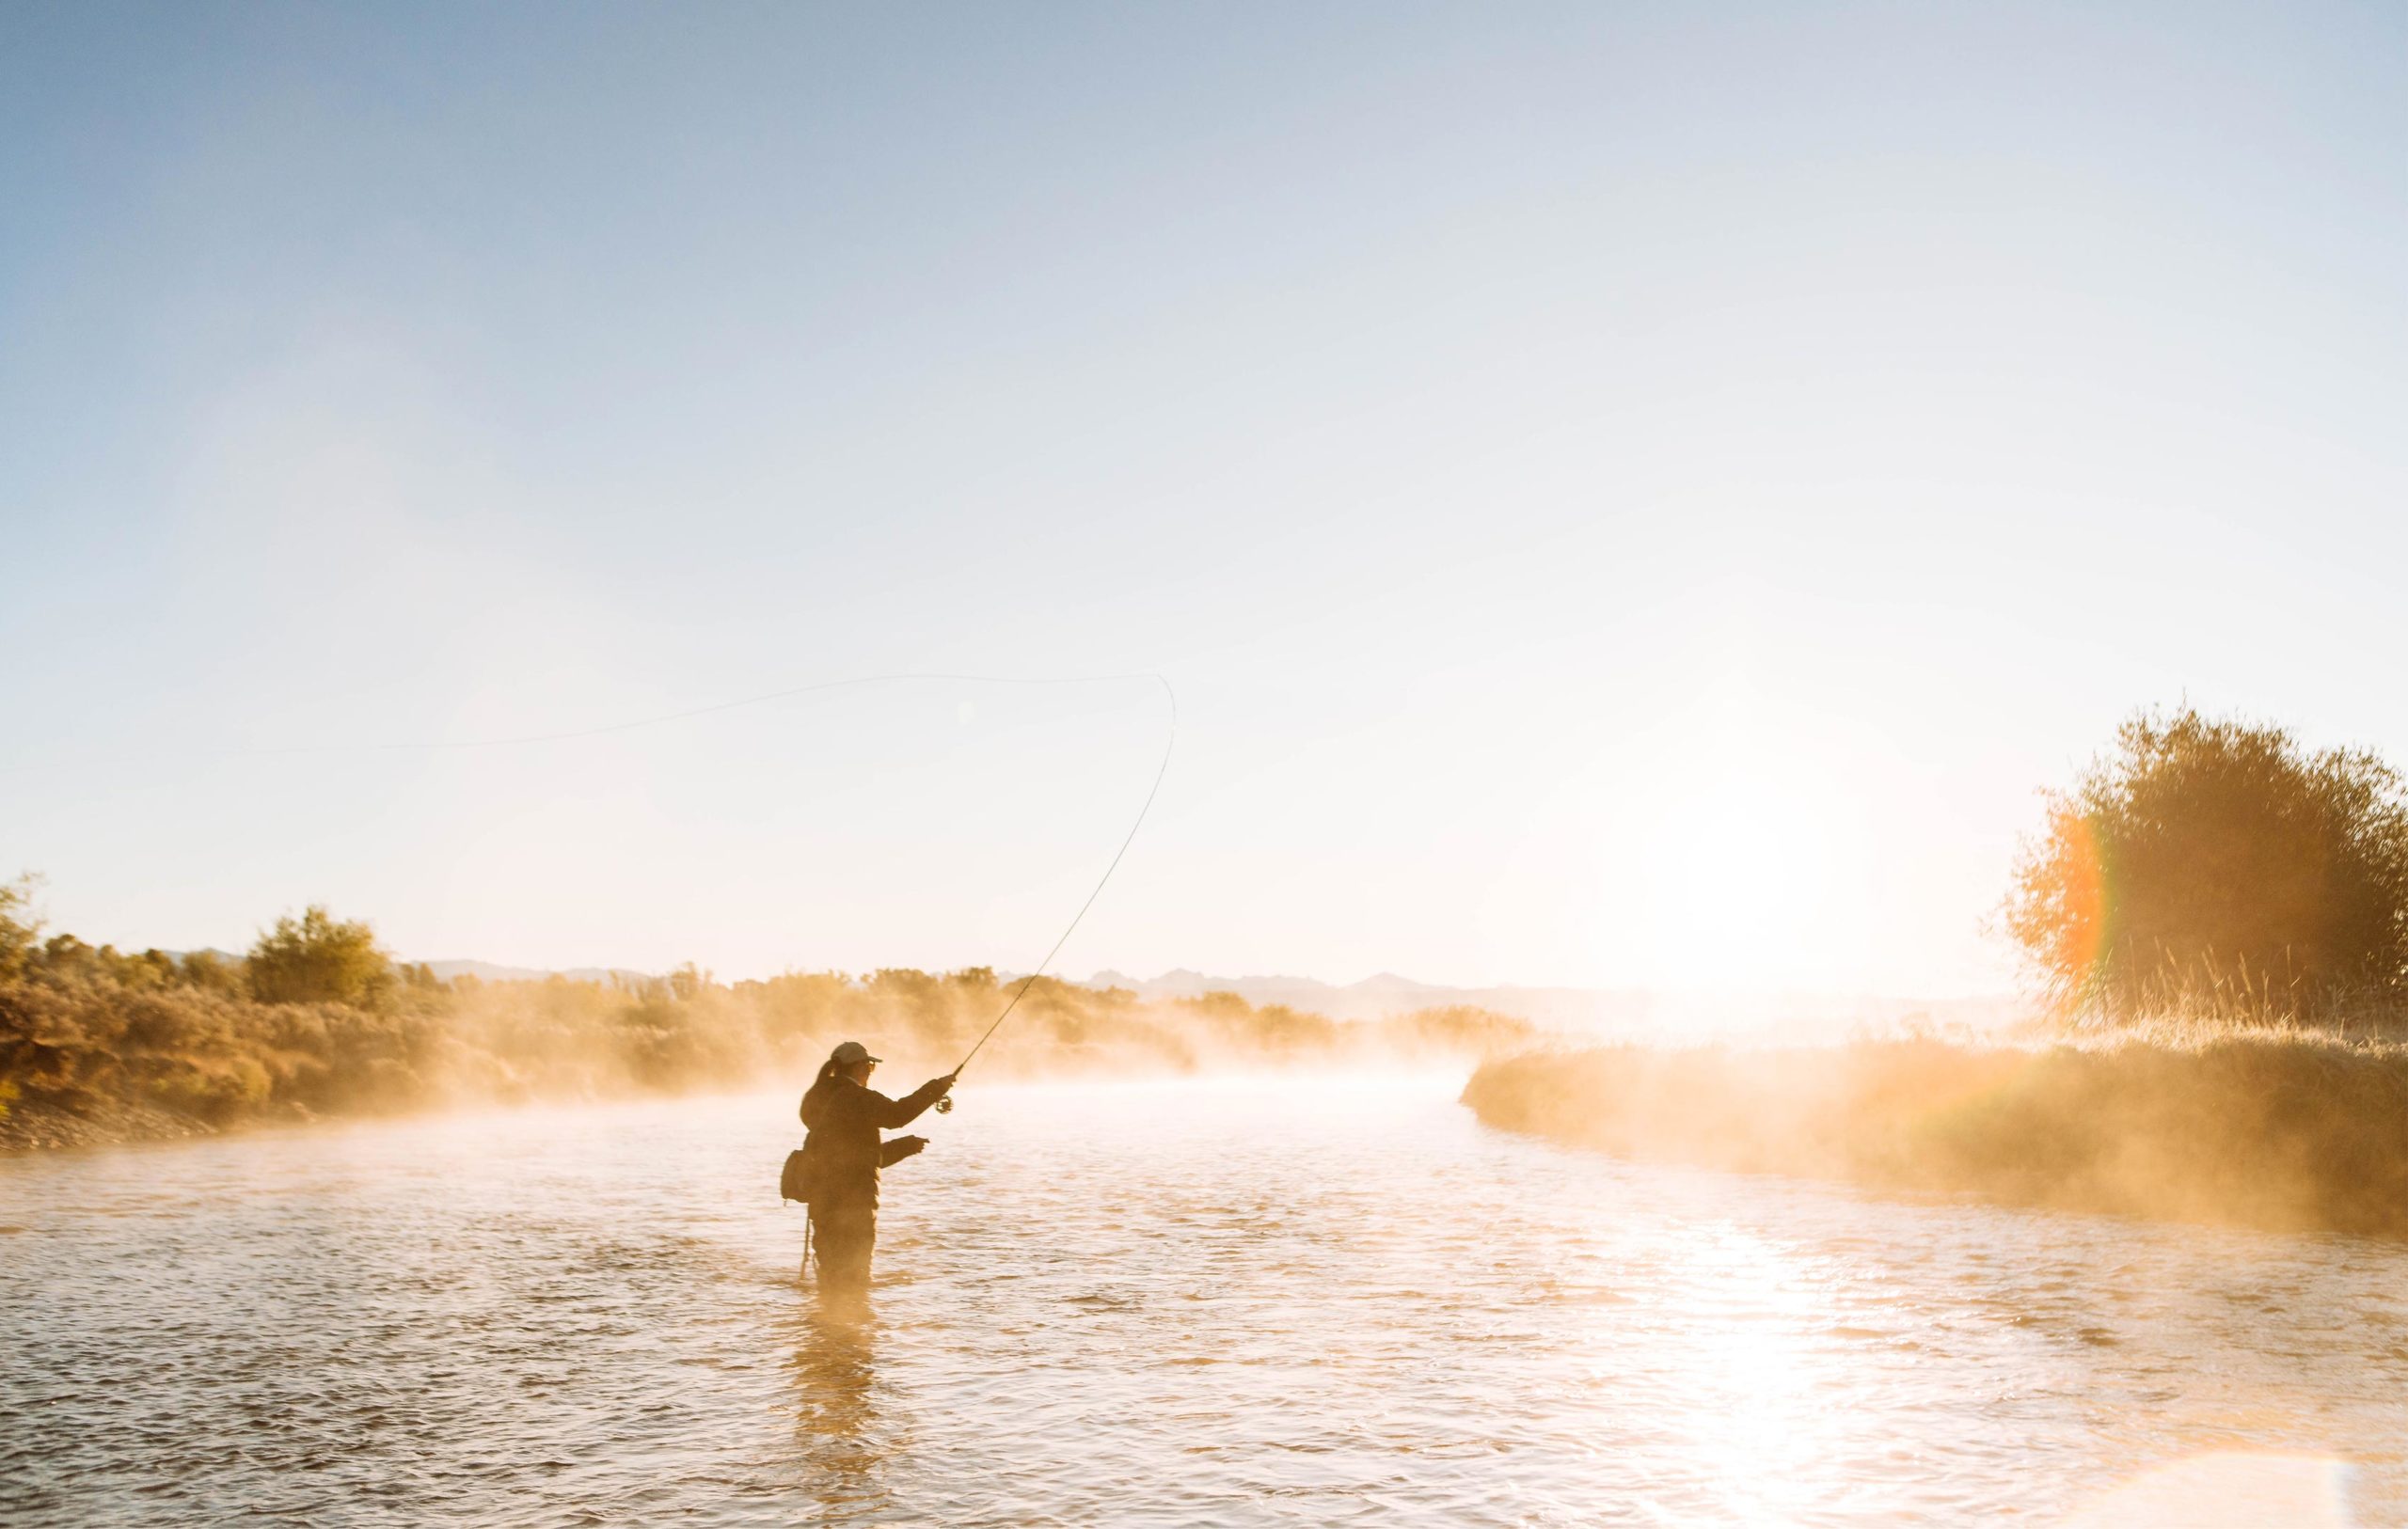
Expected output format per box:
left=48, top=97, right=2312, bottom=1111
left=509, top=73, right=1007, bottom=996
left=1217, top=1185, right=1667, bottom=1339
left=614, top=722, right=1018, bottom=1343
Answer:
left=5, top=1074, right=2405, bottom=1524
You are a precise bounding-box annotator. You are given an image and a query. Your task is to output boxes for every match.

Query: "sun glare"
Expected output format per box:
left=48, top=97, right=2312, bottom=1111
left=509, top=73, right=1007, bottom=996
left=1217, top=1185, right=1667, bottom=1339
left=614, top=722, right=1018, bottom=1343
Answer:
left=1623, top=764, right=1863, bottom=993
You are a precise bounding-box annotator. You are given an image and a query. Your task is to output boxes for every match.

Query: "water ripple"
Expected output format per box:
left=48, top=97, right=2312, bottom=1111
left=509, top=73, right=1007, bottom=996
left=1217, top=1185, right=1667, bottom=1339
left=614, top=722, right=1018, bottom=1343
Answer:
left=5, top=1076, right=2406, bottom=1524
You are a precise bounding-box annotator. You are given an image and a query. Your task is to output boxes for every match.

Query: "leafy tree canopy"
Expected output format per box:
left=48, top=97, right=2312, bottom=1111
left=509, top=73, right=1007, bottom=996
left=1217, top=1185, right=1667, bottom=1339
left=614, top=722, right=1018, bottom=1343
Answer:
left=247, top=905, right=391, bottom=1007
left=0, top=873, right=40, bottom=984
left=2004, top=707, right=2408, bottom=1022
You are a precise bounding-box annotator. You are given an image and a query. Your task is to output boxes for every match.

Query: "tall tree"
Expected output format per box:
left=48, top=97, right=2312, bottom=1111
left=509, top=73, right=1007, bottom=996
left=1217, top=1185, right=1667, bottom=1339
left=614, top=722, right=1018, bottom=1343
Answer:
left=247, top=905, right=391, bottom=1007
left=2004, top=708, right=2408, bottom=1021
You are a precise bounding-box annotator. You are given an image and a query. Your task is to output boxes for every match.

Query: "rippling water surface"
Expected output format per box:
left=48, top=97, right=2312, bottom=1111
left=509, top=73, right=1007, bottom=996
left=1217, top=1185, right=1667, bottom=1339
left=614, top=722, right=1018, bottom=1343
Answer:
left=6, top=1073, right=2407, bottom=1524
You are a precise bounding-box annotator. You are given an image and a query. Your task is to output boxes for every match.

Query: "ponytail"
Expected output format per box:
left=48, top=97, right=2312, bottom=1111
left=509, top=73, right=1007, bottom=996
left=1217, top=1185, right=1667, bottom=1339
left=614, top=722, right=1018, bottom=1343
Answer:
left=815, top=1053, right=845, bottom=1086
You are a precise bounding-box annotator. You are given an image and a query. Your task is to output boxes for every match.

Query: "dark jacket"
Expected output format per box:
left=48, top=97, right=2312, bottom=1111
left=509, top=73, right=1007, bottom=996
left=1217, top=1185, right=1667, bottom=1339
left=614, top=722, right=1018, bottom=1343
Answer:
left=798, top=1073, right=947, bottom=1212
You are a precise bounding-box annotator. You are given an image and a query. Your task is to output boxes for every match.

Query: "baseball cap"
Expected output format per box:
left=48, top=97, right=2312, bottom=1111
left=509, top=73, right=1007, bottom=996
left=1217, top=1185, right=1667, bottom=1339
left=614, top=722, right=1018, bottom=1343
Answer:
left=831, top=1040, right=882, bottom=1066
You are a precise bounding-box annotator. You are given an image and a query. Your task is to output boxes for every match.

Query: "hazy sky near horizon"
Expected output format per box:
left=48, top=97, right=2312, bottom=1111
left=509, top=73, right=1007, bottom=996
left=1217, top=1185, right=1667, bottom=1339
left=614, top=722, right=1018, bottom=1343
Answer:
left=6, top=2, right=2407, bottom=999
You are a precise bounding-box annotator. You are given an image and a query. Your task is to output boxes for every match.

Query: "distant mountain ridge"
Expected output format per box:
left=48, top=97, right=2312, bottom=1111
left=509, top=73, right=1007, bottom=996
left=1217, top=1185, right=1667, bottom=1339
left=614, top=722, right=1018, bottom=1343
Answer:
left=1080, top=968, right=1656, bottom=1028
left=421, top=959, right=652, bottom=985
left=1078, top=969, right=2020, bottom=1037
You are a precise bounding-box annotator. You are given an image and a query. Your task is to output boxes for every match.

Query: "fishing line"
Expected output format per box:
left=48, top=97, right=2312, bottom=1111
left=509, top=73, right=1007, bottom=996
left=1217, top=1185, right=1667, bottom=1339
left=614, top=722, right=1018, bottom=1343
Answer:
left=17, top=669, right=1178, bottom=1098
left=358, top=668, right=1180, bottom=1085
left=150, top=670, right=1166, bottom=758
left=946, top=673, right=1176, bottom=1089
left=293, top=667, right=1180, bottom=1085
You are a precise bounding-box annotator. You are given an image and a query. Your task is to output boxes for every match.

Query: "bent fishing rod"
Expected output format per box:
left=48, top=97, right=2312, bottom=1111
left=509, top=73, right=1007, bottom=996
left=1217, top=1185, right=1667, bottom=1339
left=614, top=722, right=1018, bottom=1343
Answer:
left=933, top=673, right=1177, bottom=1114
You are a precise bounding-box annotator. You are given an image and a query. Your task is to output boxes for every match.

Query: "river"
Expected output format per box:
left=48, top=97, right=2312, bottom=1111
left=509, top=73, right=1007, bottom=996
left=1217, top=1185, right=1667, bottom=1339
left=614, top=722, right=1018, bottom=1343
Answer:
left=3, top=1072, right=2401, bottom=1524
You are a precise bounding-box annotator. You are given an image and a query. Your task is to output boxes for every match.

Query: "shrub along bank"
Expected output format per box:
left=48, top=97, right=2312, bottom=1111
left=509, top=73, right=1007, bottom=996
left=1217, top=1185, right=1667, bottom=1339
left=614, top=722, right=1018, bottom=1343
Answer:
left=0, top=888, right=1535, bottom=1150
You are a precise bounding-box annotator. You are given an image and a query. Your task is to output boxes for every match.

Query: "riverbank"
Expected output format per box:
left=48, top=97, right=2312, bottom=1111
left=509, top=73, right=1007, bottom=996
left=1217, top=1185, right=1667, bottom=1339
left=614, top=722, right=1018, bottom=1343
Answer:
left=0, top=973, right=1536, bottom=1154
left=1462, top=1032, right=2408, bottom=1237
left=0, top=1091, right=229, bottom=1153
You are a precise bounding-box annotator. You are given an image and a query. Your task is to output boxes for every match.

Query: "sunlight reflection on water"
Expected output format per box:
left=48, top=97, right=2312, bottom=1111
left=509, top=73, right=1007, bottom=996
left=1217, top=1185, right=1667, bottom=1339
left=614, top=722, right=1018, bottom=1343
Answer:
left=3, top=1074, right=2404, bottom=1524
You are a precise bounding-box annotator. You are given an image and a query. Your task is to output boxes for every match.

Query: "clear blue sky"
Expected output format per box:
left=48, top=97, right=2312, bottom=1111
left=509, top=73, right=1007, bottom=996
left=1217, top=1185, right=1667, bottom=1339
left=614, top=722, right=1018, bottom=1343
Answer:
left=5, top=2, right=2405, bottom=998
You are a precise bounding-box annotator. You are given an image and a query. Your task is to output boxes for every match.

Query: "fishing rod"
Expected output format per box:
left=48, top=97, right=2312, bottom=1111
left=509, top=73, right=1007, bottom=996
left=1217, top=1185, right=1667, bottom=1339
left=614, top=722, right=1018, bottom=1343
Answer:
left=933, top=672, right=1176, bottom=1113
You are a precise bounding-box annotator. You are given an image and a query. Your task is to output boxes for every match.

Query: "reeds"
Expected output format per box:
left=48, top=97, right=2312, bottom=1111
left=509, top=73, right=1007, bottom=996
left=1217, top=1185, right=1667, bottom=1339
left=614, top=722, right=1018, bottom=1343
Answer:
left=2031, top=938, right=2408, bottom=1038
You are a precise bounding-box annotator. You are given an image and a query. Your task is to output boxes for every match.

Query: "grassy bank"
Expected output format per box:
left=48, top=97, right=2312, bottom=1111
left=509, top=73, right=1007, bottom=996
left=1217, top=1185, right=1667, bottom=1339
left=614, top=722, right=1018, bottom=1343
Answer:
left=1, top=959, right=1535, bottom=1152
left=1462, top=1032, right=2408, bottom=1237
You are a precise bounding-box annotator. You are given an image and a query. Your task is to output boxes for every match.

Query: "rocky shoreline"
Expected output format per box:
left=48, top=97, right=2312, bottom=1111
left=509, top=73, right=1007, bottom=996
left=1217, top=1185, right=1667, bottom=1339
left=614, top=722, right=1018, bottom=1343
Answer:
left=0, top=1096, right=224, bottom=1154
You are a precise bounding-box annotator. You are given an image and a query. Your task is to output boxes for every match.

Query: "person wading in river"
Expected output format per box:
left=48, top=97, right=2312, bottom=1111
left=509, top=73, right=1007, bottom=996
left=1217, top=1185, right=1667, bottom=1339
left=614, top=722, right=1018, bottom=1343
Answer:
left=799, top=1040, right=955, bottom=1302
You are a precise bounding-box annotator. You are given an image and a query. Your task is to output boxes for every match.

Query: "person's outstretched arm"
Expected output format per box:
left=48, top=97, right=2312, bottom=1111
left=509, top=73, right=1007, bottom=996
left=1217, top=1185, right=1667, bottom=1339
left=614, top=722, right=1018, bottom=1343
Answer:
left=879, top=1135, right=927, bottom=1167
left=872, top=1073, right=955, bottom=1127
